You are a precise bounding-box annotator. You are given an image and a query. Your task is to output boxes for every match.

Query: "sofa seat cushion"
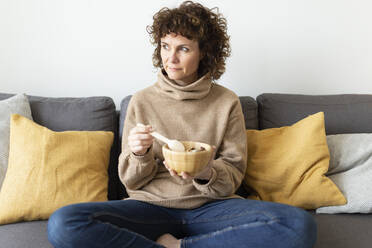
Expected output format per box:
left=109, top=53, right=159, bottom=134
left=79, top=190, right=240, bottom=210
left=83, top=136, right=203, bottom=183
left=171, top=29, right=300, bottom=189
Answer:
left=0, top=221, right=52, bottom=248
left=313, top=212, right=372, bottom=248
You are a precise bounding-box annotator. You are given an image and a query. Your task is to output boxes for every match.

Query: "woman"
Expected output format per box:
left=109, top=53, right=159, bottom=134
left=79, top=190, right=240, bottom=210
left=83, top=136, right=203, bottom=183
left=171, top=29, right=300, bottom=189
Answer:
left=47, top=1, right=317, bottom=247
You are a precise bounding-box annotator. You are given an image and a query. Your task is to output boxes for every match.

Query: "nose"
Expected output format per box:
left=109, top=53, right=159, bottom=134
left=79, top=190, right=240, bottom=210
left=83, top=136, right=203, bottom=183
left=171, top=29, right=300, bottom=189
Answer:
left=169, top=49, right=179, bottom=63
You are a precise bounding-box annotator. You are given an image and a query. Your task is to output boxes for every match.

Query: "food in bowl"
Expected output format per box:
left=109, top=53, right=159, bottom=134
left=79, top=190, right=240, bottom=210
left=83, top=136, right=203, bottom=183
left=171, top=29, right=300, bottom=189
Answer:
left=162, top=141, right=213, bottom=176
left=186, top=146, right=206, bottom=152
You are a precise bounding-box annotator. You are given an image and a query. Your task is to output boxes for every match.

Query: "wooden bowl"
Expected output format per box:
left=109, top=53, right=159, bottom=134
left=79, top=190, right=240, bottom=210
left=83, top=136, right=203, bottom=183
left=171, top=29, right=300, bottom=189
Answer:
left=162, top=141, right=213, bottom=176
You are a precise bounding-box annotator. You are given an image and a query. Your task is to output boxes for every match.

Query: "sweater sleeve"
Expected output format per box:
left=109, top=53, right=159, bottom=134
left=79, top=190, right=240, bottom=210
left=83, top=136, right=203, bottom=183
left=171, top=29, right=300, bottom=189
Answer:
left=118, top=97, right=158, bottom=191
left=193, top=99, right=247, bottom=197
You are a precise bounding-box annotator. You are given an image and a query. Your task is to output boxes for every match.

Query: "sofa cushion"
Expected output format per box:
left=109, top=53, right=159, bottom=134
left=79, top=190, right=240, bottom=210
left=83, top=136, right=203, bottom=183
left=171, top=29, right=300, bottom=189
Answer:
left=0, top=94, right=32, bottom=190
left=0, top=93, right=119, bottom=200
left=313, top=212, right=372, bottom=248
left=0, top=221, right=52, bottom=248
left=244, top=112, right=346, bottom=209
left=257, top=93, right=372, bottom=134
left=0, top=115, right=113, bottom=225
left=316, top=133, right=372, bottom=214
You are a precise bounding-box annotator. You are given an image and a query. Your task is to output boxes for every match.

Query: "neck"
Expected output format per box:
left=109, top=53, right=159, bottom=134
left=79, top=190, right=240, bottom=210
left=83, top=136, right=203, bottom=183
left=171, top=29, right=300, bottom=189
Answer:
left=155, top=71, right=212, bottom=100
left=167, top=72, right=198, bottom=86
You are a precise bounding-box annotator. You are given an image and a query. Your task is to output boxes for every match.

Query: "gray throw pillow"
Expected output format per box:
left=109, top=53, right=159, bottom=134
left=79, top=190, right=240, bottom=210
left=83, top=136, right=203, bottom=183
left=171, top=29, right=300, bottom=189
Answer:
left=316, top=133, right=372, bottom=214
left=0, top=94, right=33, bottom=189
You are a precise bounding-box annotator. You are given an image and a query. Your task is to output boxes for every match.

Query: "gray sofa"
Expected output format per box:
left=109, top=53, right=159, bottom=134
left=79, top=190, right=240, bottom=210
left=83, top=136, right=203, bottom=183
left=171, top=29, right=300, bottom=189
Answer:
left=1, top=92, right=372, bottom=248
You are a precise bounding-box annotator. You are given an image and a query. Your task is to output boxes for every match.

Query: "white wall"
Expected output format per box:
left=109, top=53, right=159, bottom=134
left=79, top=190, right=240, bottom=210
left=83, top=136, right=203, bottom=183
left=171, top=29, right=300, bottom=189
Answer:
left=1, top=0, right=372, bottom=108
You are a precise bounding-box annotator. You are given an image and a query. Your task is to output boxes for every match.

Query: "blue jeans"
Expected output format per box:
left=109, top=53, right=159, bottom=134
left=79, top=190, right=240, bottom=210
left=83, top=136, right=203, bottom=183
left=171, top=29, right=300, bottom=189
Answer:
left=47, top=198, right=316, bottom=248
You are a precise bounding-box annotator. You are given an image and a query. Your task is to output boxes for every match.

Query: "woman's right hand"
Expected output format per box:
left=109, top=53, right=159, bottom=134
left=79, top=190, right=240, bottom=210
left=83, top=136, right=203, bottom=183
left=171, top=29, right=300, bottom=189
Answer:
left=128, top=124, right=154, bottom=156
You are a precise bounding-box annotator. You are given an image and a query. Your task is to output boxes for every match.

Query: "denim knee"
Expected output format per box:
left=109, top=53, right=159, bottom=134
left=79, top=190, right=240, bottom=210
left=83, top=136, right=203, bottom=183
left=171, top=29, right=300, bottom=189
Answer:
left=285, top=207, right=317, bottom=247
left=47, top=205, right=84, bottom=247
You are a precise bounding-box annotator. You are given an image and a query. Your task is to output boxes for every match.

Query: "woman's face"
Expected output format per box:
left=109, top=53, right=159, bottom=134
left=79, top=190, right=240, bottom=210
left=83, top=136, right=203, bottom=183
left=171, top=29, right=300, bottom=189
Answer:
left=160, top=33, right=201, bottom=85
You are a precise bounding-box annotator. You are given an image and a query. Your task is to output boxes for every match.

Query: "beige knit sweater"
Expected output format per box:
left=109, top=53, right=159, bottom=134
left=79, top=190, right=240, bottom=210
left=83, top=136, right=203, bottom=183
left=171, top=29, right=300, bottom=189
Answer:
left=118, top=71, right=247, bottom=209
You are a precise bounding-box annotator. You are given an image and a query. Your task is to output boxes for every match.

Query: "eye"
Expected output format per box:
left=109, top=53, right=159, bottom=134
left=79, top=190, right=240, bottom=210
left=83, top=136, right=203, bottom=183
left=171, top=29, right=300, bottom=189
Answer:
left=180, top=47, right=189, bottom=52
left=161, top=44, right=169, bottom=50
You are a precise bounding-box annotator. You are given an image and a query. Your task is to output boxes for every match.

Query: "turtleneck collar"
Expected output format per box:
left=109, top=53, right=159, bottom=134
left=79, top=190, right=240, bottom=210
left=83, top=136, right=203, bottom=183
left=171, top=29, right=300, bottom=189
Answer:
left=154, top=70, right=212, bottom=100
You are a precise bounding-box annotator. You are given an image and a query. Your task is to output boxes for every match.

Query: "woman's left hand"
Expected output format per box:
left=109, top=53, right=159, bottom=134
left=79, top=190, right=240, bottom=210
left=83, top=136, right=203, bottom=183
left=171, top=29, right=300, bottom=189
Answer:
left=163, top=146, right=216, bottom=180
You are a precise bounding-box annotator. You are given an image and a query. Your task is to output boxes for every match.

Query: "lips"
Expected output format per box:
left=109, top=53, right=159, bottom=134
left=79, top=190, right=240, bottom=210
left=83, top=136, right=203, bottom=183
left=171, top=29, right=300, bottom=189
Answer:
left=167, top=67, right=181, bottom=71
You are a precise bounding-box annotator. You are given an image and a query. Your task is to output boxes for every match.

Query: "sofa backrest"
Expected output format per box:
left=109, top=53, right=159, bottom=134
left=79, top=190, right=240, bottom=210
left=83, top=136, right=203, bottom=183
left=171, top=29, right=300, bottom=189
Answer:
left=257, top=93, right=372, bottom=134
left=0, top=93, right=120, bottom=200
left=5, top=92, right=371, bottom=201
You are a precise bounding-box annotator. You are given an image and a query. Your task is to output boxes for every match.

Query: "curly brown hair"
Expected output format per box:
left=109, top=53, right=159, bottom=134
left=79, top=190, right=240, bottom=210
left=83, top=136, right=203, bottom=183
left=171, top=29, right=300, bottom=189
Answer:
left=146, top=1, right=231, bottom=81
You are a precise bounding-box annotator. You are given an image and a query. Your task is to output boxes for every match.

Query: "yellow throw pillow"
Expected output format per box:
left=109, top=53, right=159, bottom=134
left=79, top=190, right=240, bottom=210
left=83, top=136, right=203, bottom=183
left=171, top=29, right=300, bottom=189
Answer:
left=244, top=112, right=346, bottom=209
left=0, top=114, right=114, bottom=225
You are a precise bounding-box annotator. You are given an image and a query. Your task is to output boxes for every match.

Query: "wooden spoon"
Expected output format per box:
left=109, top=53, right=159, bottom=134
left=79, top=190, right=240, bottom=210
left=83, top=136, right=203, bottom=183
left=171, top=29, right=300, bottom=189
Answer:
left=137, top=123, right=185, bottom=152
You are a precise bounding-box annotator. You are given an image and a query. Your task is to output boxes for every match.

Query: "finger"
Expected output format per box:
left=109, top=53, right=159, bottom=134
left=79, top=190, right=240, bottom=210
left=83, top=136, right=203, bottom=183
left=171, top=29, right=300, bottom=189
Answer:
left=130, top=127, right=148, bottom=135
left=163, top=161, right=172, bottom=173
left=166, top=166, right=177, bottom=177
left=211, top=145, right=217, bottom=152
left=162, top=161, right=177, bottom=176
left=163, top=161, right=177, bottom=177
left=130, top=143, right=150, bottom=151
left=129, top=146, right=148, bottom=154
left=181, top=172, right=191, bottom=180
left=129, top=127, right=145, bottom=135
left=128, top=133, right=153, bottom=142
left=131, top=146, right=147, bottom=154
left=130, top=125, right=143, bottom=135
left=211, top=145, right=217, bottom=159
left=128, top=139, right=153, bottom=148
left=163, top=160, right=169, bottom=169
left=136, top=123, right=153, bottom=133
left=169, top=170, right=177, bottom=177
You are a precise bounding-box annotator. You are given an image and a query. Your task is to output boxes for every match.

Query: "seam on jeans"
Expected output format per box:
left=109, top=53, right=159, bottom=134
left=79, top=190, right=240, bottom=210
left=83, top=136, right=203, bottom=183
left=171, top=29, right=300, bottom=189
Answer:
left=182, top=219, right=278, bottom=246
left=182, top=209, right=278, bottom=224
left=182, top=218, right=314, bottom=248
left=90, top=215, right=164, bottom=248
left=92, top=211, right=182, bottom=225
